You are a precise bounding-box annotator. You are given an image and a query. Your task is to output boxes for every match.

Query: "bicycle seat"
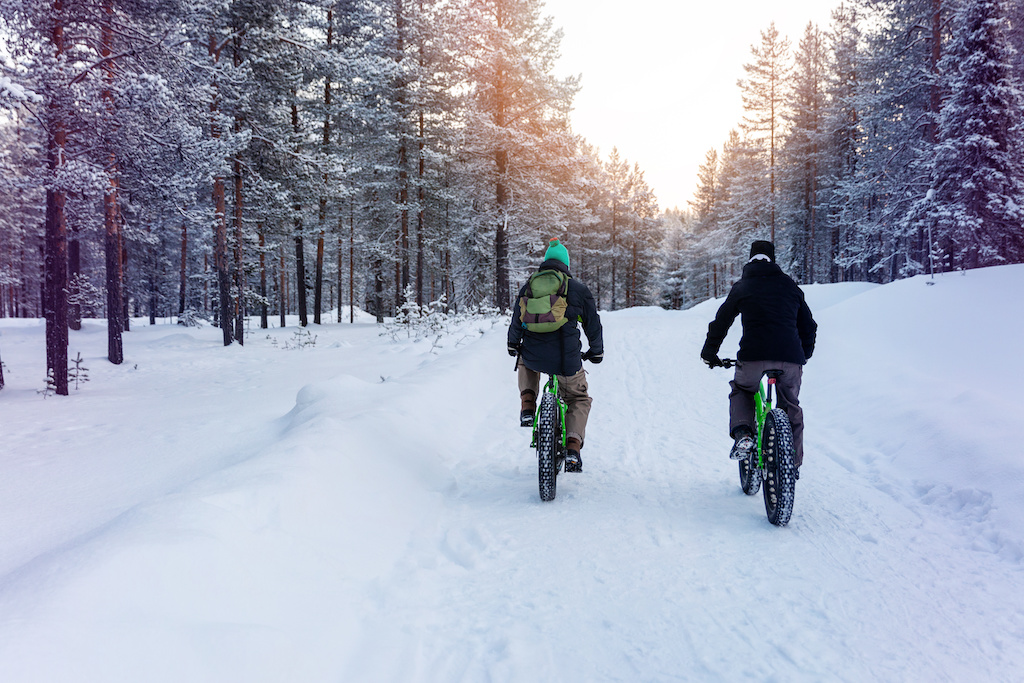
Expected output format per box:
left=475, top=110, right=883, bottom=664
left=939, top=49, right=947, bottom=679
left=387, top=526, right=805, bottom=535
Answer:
left=765, top=369, right=785, bottom=380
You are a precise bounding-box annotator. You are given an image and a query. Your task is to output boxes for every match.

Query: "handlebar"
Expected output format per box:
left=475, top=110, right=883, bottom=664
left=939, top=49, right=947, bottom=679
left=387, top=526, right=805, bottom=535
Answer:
left=705, top=358, right=737, bottom=369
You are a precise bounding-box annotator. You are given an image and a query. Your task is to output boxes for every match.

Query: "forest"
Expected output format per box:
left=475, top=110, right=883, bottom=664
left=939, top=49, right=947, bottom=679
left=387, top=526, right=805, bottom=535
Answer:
left=2, top=0, right=1023, bottom=394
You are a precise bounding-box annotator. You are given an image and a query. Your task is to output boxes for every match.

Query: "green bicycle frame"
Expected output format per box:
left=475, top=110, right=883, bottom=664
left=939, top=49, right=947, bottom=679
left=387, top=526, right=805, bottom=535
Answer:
left=530, top=374, right=567, bottom=450
left=752, top=377, right=771, bottom=467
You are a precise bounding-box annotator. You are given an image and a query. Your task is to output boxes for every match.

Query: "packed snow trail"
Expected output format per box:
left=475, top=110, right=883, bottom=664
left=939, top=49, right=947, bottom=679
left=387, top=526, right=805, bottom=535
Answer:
left=1, top=267, right=1023, bottom=681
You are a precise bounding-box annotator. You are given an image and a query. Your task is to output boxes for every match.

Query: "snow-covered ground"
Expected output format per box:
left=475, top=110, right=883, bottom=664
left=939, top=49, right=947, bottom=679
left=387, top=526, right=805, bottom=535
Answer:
left=1, top=265, right=1022, bottom=682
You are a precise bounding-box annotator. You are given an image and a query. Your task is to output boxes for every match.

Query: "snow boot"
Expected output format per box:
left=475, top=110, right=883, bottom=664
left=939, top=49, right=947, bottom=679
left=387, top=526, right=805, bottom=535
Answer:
left=520, top=390, right=536, bottom=428
left=730, top=426, right=755, bottom=460
left=564, top=437, right=583, bottom=472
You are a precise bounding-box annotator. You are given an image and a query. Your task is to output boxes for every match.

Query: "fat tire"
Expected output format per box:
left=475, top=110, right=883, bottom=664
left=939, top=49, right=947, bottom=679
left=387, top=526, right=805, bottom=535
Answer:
left=762, top=408, right=796, bottom=526
left=537, top=393, right=560, bottom=502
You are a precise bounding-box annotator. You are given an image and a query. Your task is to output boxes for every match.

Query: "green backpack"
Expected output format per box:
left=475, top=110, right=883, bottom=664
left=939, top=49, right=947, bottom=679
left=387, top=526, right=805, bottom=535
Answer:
left=518, top=269, right=570, bottom=333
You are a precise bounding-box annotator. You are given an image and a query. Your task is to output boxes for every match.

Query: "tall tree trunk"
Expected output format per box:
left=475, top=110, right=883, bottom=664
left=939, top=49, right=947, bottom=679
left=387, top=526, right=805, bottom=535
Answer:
left=210, top=34, right=232, bottom=346
left=290, top=99, right=308, bottom=327
left=44, top=173, right=69, bottom=395
left=232, top=34, right=245, bottom=344
left=294, top=230, right=308, bottom=327
left=45, top=0, right=69, bottom=394
left=315, top=10, right=333, bottom=326
left=279, top=243, right=287, bottom=328
left=102, top=0, right=124, bottom=362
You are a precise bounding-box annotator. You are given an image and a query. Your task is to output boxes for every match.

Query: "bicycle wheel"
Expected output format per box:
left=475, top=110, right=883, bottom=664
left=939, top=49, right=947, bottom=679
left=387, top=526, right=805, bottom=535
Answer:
left=761, top=408, right=797, bottom=526
left=739, top=449, right=761, bottom=495
left=536, top=392, right=560, bottom=502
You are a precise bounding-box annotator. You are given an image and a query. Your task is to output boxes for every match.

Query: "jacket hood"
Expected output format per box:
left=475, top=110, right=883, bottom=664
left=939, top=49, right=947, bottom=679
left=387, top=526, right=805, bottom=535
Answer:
left=539, top=259, right=571, bottom=277
left=742, top=260, right=783, bottom=278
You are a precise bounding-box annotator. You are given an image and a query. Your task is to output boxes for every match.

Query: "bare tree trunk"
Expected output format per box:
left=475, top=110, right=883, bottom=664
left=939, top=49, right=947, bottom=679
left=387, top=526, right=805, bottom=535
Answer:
left=210, top=34, right=232, bottom=346
left=232, top=34, right=245, bottom=344
left=315, top=9, right=333, bottom=326
left=279, top=243, right=286, bottom=328
left=45, top=1, right=69, bottom=394
left=295, top=230, right=308, bottom=327
left=102, top=0, right=124, bottom=362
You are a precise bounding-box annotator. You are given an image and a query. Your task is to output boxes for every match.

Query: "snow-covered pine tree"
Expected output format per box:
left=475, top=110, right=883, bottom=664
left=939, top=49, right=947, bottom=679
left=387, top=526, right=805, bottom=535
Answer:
left=781, top=22, right=828, bottom=283
left=821, top=1, right=868, bottom=283
left=738, top=22, right=791, bottom=243
left=907, top=0, right=1024, bottom=269
left=456, top=0, right=580, bottom=310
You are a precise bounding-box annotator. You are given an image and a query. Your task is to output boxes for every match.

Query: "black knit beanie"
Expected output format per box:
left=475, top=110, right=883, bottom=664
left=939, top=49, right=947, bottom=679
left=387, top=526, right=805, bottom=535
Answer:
left=749, top=240, right=775, bottom=263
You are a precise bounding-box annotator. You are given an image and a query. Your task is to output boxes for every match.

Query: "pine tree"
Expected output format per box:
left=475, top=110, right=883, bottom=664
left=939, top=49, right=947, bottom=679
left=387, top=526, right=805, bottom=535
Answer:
left=458, top=0, right=579, bottom=309
left=738, top=22, right=791, bottom=243
left=908, top=0, right=1024, bottom=269
left=782, top=22, right=828, bottom=282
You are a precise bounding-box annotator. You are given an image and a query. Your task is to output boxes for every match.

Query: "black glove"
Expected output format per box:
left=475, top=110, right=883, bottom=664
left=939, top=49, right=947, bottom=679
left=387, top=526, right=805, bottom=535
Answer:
left=582, top=349, right=603, bottom=364
left=701, top=351, right=723, bottom=368
left=508, top=343, right=520, bottom=357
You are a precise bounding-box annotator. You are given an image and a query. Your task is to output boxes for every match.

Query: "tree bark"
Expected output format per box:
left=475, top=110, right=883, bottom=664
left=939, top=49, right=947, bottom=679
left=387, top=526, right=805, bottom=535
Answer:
left=279, top=243, right=287, bottom=328
left=102, top=0, right=124, bottom=362
left=45, top=0, right=69, bottom=394
left=295, top=230, right=308, bottom=327
left=210, top=33, right=232, bottom=346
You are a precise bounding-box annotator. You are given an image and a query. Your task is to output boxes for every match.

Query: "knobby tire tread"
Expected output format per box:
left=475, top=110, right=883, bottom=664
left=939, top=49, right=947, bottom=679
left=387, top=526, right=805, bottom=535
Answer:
left=762, top=408, right=796, bottom=526
left=537, top=394, right=559, bottom=502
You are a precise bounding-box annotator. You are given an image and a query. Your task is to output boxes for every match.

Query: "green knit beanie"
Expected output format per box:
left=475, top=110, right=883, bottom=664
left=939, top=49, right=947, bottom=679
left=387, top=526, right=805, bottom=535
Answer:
left=543, top=238, right=570, bottom=268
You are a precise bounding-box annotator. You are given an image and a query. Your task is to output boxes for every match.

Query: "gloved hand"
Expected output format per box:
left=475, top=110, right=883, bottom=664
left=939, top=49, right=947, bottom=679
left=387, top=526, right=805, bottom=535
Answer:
left=508, top=343, right=520, bottom=357
left=701, top=352, right=723, bottom=368
left=582, top=349, right=603, bottom=364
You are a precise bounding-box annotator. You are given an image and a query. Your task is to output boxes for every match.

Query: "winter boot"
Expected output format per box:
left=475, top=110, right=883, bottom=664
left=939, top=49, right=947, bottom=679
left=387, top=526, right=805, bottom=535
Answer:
left=729, top=426, right=756, bottom=460
left=520, top=390, right=536, bottom=428
left=564, top=437, right=583, bottom=472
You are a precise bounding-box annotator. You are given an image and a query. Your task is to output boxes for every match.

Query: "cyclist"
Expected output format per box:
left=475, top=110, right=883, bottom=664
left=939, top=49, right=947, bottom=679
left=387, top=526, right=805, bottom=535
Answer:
left=700, top=240, right=817, bottom=476
left=508, top=238, right=604, bottom=472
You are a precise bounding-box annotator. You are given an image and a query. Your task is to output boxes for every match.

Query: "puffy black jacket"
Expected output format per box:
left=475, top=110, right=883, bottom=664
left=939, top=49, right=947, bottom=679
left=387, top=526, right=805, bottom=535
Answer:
left=508, top=259, right=603, bottom=376
left=702, top=260, right=817, bottom=364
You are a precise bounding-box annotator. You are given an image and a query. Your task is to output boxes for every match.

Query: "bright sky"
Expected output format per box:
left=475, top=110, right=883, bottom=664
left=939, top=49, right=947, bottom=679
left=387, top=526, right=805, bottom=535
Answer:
left=542, top=0, right=843, bottom=211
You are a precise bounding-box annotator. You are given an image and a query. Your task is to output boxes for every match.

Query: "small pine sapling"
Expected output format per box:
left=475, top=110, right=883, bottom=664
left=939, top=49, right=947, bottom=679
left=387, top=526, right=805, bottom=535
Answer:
left=69, top=352, right=90, bottom=390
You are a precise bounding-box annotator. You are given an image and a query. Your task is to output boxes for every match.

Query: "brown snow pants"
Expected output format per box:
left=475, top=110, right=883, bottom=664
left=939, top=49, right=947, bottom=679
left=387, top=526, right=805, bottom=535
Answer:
left=729, top=360, right=805, bottom=467
left=518, top=364, right=593, bottom=446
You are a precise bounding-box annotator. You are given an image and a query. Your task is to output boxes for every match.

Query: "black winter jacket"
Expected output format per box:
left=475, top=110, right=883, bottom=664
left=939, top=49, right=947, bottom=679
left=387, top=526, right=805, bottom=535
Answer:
left=508, top=259, right=604, bottom=376
left=702, top=260, right=817, bottom=364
